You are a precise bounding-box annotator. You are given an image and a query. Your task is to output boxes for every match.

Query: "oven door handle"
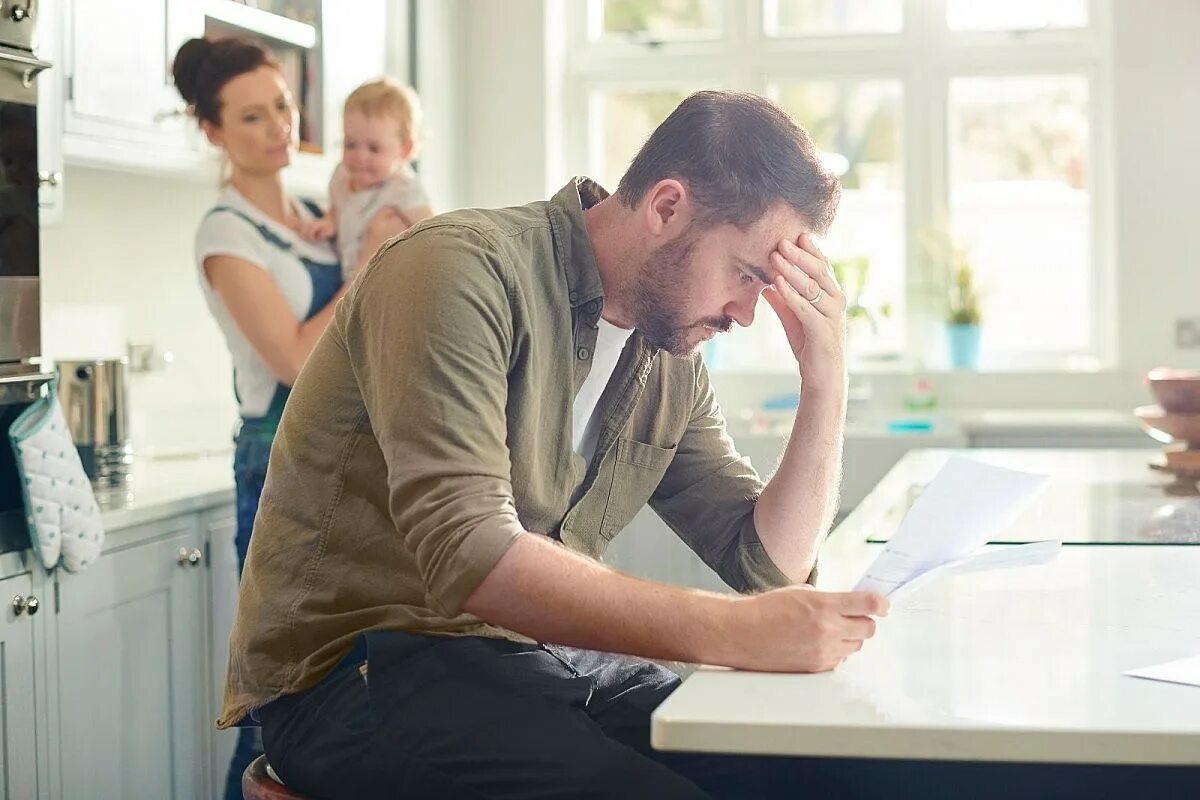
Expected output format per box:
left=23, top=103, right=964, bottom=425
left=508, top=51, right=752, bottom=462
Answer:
left=0, top=46, right=49, bottom=86
left=0, top=372, right=55, bottom=403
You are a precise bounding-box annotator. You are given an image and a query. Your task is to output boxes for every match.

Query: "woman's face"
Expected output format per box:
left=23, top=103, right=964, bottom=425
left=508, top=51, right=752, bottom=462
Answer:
left=203, top=65, right=298, bottom=175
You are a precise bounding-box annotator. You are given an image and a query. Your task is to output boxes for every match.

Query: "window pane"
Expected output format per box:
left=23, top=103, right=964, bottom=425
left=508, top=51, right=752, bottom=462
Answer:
left=595, top=89, right=690, bottom=189
left=948, top=75, right=1091, bottom=360
left=597, top=0, right=721, bottom=40
left=762, top=80, right=905, bottom=367
left=764, top=0, right=902, bottom=36
left=947, top=0, right=1087, bottom=32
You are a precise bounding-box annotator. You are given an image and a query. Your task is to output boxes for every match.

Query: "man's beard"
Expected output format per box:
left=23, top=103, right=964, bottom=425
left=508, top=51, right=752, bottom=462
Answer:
left=629, top=231, right=733, bottom=357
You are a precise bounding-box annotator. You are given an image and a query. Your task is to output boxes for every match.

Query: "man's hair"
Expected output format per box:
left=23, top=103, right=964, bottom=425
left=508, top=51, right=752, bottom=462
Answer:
left=343, top=77, right=424, bottom=152
left=616, top=90, right=841, bottom=234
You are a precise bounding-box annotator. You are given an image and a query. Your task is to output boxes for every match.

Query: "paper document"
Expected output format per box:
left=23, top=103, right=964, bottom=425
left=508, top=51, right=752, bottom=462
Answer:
left=854, top=456, right=1051, bottom=597
left=1125, top=655, right=1200, bottom=689
left=885, top=539, right=1062, bottom=601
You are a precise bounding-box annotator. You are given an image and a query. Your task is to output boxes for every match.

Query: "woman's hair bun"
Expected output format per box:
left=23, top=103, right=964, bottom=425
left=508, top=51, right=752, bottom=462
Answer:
left=171, top=37, right=213, bottom=107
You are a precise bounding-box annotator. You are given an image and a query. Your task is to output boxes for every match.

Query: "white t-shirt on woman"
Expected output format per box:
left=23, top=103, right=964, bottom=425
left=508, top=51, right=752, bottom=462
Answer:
left=194, top=186, right=340, bottom=417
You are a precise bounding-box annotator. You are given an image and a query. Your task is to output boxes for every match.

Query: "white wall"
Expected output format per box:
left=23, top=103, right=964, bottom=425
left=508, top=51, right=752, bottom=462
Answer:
left=1112, top=0, right=1200, bottom=375
left=459, top=0, right=564, bottom=207
left=414, top=0, right=468, bottom=211
left=40, top=166, right=238, bottom=455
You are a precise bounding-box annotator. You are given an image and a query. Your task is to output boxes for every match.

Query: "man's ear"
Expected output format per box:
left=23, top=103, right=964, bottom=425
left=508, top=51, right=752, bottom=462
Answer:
left=642, top=179, right=690, bottom=237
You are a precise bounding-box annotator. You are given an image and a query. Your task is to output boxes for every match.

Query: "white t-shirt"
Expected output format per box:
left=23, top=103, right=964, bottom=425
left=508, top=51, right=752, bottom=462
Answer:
left=329, top=162, right=431, bottom=279
left=194, top=186, right=340, bottom=417
left=572, top=317, right=635, bottom=463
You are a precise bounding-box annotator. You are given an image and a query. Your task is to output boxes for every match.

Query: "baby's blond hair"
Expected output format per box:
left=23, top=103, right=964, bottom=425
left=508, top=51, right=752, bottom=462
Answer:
left=343, top=77, right=423, bottom=155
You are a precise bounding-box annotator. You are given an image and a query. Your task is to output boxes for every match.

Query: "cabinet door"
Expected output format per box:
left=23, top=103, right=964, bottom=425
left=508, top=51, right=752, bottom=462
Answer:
left=0, top=573, right=39, bottom=800
left=200, top=504, right=239, bottom=798
left=56, top=517, right=206, bottom=800
left=62, top=0, right=205, bottom=170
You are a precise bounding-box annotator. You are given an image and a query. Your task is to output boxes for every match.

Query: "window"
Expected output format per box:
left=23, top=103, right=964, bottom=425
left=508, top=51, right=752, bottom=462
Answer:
left=764, top=0, right=902, bottom=36
left=562, top=1, right=1112, bottom=372
left=597, top=0, right=722, bottom=41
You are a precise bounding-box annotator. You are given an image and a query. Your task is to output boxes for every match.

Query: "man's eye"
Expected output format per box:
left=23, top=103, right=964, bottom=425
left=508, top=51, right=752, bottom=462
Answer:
left=739, top=272, right=755, bottom=285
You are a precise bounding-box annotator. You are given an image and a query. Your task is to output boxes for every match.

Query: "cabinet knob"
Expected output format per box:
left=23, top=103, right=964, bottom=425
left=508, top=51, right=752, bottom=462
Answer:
left=25, top=596, right=38, bottom=615
left=189, top=548, right=203, bottom=567
left=38, top=170, right=62, bottom=187
left=11, top=595, right=26, bottom=616
left=11, top=5, right=28, bottom=22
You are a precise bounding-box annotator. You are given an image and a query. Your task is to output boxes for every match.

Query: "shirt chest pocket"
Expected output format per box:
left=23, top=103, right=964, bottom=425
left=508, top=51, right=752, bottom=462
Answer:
left=600, top=438, right=677, bottom=540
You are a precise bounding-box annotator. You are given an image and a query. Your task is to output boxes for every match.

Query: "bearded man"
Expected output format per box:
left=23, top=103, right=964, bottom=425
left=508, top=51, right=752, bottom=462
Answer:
left=220, top=89, right=889, bottom=800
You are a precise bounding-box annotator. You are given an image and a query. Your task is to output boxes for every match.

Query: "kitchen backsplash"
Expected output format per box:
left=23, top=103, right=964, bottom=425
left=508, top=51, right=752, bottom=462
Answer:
left=40, top=166, right=239, bottom=456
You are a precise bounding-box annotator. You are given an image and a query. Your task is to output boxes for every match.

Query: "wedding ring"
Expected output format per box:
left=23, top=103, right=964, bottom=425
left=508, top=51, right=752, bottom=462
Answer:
left=804, top=286, right=825, bottom=304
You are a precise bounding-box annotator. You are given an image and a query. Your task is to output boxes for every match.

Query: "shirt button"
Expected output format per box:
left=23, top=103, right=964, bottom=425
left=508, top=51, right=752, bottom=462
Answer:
left=569, top=291, right=579, bottom=303
left=577, top=347, right=590, bottom=360
left=585, top=299, right=602, bottom=315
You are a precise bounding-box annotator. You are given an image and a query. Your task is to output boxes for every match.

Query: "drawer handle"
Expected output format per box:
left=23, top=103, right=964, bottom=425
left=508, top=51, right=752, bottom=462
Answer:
left=11, top=595, right=37, bottom=616
left=178, top=547, right=203, bottom=567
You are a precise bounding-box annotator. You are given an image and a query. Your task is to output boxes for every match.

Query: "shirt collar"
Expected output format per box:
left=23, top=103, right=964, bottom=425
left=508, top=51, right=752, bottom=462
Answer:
left=547, top=177, right=608, bottom=312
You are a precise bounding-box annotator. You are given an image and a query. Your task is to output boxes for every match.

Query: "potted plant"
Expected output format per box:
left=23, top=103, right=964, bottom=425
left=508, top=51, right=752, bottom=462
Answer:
left=831, top=256, right=893, bottom=355
left=945, top=251, right=982, bottom=369
left=916, top=226, right=983, bottom=369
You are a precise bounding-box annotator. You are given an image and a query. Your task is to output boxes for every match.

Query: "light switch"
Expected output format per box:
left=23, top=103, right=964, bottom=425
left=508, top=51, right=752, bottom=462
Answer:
left=1175, top=318, right=1200, bottom=350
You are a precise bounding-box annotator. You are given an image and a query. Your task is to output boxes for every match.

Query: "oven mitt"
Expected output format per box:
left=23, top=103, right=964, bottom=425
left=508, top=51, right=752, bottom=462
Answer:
left=7, top=378, right=105, bottom=572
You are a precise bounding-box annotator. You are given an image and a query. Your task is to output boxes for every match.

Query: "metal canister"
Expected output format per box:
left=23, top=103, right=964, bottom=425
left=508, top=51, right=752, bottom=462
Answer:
left=55, top=357, right=132, bottom=487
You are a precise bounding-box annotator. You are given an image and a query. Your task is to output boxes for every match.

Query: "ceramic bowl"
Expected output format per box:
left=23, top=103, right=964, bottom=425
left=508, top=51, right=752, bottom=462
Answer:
left=1135, top=404, right=1200, bottom=445
left=1147, top=368, right=1200, bottom=414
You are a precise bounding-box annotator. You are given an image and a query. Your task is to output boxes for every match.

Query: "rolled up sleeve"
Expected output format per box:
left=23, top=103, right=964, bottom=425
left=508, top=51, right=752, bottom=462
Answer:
left=649, top=358, right=816, bottom=592
left=341, top=227, right=525, bottom=616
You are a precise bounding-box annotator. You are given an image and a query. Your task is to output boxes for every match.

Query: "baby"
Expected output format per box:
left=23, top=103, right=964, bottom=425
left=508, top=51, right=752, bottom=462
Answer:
left=303, top=77, right=433, bottom=279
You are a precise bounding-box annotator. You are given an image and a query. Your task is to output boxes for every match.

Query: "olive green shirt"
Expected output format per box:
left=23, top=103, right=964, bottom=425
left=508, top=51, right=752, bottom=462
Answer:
left=218, top=178, right=803, bottom=728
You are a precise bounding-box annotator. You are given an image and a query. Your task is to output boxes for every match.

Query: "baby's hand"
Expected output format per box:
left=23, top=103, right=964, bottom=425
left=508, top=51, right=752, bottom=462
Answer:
left=299, top=217, right=336, bottom=241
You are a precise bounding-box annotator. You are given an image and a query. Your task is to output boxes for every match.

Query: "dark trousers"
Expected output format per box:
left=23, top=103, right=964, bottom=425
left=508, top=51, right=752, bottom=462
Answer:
left=259, top=631, right=1200, bottom=800
left=259, top=632, right=853, bottom=799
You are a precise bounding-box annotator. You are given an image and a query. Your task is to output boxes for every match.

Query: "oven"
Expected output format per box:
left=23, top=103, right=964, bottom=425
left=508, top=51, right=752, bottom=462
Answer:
left=0, top=8, right=52, bottom=555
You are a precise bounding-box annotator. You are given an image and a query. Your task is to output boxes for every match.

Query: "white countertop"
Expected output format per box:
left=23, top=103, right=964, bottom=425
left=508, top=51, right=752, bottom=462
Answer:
left=651, top=449, right=1200, bottom=765
left=730, top=407, right=1145, bottom=441
left=0, top=452, right=235, bottom=578
left=95, top=452, right=235, bottom=531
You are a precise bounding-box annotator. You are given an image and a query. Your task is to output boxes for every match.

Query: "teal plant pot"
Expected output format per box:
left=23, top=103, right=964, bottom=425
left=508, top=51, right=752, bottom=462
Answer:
left=947, top=323, right=981, bottom=369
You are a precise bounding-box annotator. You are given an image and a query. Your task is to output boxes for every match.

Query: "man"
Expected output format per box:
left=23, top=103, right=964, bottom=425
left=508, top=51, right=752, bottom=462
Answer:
left=219, top=90, right=889, bottom=798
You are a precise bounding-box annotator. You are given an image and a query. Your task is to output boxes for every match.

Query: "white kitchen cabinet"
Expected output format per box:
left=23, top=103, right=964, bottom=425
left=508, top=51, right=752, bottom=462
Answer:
left=53, top=514, right=208, bottom=800
left=52, top=0, right=397, bottom=190
left=0, top=572, right=41, bottom=800
left=60, top=0, right=207, bottom=174
left=200, top=503, right=239, bottom=798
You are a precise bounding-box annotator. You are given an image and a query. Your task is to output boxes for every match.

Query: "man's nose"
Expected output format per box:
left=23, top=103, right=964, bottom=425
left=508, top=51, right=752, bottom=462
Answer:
left=726, top=290, right=760, bottom=328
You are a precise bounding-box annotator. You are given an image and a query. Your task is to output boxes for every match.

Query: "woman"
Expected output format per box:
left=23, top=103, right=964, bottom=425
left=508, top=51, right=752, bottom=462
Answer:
left=171, top=36, right=406, bottom=800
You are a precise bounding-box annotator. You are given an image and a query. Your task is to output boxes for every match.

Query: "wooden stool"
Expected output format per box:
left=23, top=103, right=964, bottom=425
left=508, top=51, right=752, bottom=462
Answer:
left=242, top=755, right=312, bottom=800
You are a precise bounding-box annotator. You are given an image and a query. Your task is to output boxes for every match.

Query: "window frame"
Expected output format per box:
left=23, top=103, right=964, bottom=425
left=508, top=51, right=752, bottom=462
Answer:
left=562, top=0, right=1116, bottom=372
